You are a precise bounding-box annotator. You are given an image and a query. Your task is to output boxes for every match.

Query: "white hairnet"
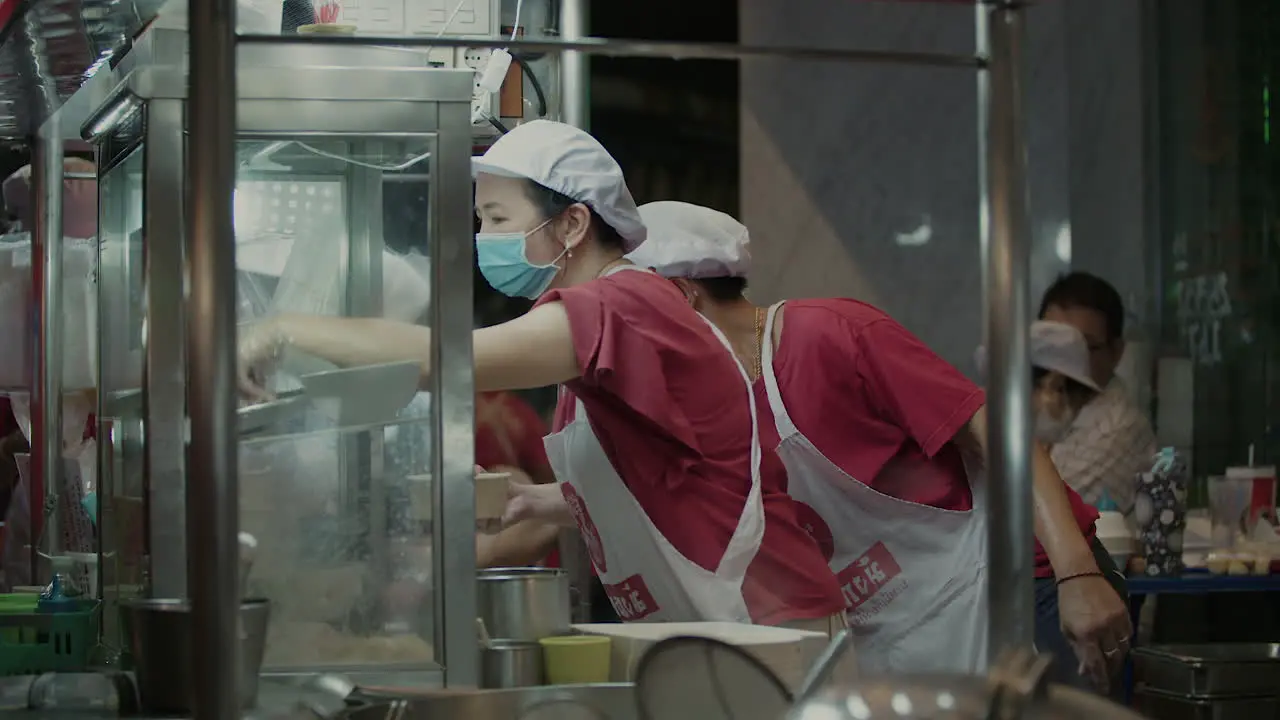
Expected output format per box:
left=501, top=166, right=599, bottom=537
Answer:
left=974, top=320, right=1100, bottom=391
left=1030, top=320, right=1099, bottom=391
left=628, top=201, right=750, bottom=279
left=472, top=120, right=647, bottom=251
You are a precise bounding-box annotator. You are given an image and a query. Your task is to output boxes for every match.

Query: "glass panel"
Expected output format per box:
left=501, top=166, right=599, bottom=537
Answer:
left=234, top=135, right=438, bottom=671
left=1156, top=0, right=1280, bottom=505
left=96, top=148, right=146, bottom=649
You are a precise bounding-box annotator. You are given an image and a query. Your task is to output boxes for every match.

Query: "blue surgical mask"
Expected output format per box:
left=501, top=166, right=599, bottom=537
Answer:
left=476, top=217, right=566, bottom=299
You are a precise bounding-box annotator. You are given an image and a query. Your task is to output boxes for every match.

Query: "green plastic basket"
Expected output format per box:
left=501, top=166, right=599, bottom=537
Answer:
left=0, top=597, right=100, bottom=676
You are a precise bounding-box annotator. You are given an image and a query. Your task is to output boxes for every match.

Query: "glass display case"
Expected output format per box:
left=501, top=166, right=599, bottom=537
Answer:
left=71, top=27, right=478, bottom=685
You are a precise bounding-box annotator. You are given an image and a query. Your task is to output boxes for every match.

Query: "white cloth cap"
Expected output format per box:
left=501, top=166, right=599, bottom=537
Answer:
left=1031, top=320, right=1101, bottom=391
left=627, top=201, right=751, bottom=279
left=472, top=120, right=647, bottom=251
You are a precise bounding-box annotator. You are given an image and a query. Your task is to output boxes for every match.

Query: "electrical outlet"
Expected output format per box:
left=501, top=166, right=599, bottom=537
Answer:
left=462, top=48, right=492, bottom=70
left=463, top=47, right=498, bottom=127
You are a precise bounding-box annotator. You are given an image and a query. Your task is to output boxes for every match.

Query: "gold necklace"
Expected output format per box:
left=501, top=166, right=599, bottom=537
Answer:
left=595, top=258, right=630, bottom=279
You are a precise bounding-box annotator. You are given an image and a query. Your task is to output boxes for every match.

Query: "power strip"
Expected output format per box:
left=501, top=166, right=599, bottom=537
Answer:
left=464, top=47, right=512, bottom=127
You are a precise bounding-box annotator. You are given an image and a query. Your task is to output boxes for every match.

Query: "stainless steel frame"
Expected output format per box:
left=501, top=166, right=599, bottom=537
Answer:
left=556, top=0, right=594, bottom=625
left=18, top=0, right=1035, bottom=700
left=31, top=113, right=65, bottom=570
left=185, top=0, right=240, bottom=714
left=980, top=1, right=1035, bottom=655
left=234, top=0, right=1035, bottom=665
left=58, top=21, right=478, bottom=693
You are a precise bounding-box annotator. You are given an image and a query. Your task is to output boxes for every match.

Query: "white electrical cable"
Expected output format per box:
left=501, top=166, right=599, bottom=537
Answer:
left=436, top=0, right=470, bottom=38
left=294, top=142, right=432, bottom=172
left=242, top=141, right=432, bottom=172
left=510, top=0, right=524, bottom=41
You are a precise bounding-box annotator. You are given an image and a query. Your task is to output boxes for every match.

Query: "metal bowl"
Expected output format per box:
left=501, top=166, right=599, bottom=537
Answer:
left=118, top=597, right=271, bottom=714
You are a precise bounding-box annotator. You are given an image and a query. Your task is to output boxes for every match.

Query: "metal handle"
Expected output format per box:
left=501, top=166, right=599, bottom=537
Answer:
left=794, top=628, right=854, bottom=703
left=986, top=648, right=1054, bottom=720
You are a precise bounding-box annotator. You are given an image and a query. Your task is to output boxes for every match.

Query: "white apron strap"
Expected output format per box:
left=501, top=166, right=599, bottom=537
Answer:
left=760, top=301, right=801, bottom=440
left=694, top=314, right=765, bottom=580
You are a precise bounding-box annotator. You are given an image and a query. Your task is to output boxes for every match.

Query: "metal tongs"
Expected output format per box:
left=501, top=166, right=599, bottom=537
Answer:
left=288, top=674, right=409, bottom=720
left=793, top=627, right=855, bottom=704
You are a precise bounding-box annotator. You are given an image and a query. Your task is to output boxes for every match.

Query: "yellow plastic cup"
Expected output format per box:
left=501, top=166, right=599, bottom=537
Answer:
left=539, top=635, right=612, bottom=685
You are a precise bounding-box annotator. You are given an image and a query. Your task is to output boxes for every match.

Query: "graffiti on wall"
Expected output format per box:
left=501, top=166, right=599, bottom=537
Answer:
left=1174, top=271, right=1232, bottom=366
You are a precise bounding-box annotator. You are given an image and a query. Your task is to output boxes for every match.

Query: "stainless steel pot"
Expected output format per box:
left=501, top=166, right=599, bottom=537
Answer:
left=478, top=567, right=571, bottom=641
left=788, top=651, right=1147, bottom=720
left=481, top=640, right=545, bottom=689
left=119, top=597, right=271, bottom=714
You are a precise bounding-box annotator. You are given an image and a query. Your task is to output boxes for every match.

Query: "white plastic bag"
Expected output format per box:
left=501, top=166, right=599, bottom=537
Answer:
left=382, top=251, right=431, bottom=323
left=0, top=234, right=98, bottom=390
left=0, top=235, right=31, bottom=389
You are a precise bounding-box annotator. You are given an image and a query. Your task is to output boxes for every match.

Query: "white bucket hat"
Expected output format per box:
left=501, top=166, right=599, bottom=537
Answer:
left=628, top=201, right=751, bottom=279
left=1030, top=320, right=1101, bottom=391
left=472, top=120, right=647, bottom=251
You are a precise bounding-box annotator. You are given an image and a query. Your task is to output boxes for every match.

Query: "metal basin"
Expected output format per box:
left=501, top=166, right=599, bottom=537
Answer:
left=340, top=683, right=637, bottom=720
left=118, top=597, right=271, bottom=714
left=477, top=567, right=571, bottom=642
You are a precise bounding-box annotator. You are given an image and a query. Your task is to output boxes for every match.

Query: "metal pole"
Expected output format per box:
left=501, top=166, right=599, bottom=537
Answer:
left=557, top=0, right=594, bottom=624
left=186, top=0, right=239, bottom=716
left=982, top=0, right=1036, bottom=657
left=33, top=115, right=64, bottom=575
left=560, top=0, right=589, bottom=128
left=237, top=33, right=986, bottom=69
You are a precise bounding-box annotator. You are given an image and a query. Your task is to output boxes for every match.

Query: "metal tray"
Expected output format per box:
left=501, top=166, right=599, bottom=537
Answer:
left=298, top=360, right=420, bottom=428
left=239, top=388, right=308, bottom=437
left=336, top=683, right=638, bottom=720
left=1135, top=687, right=1280, bottom=720
left=1133, top=643, right=1280, bottom=698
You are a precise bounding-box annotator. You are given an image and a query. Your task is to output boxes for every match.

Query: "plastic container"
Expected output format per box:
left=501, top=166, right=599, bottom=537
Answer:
left=539, top=635, right=611, bottom=685
left=0, top=597, right=100, bottom=676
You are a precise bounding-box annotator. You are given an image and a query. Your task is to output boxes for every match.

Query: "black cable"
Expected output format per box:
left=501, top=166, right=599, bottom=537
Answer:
left=486, top=115, right=510, bottom=134
left=511, top=54, right=549, bottom=118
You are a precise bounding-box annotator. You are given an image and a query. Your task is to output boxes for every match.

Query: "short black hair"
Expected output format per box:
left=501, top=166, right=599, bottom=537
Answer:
left=1038, top=271, right=1125, bottom=342
left=1033, top=366, right=1098, bottom=408
left=522, top=180, right=626, bottom=250
left=694, top=276, right=748, bottom=301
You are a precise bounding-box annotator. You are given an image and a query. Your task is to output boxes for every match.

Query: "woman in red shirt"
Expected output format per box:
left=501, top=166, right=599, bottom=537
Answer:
left=625, top=201, right=1132, bottom=687
left=473, top=389, right=562, bottom=568
left=239, top=121, right=844, bottom=628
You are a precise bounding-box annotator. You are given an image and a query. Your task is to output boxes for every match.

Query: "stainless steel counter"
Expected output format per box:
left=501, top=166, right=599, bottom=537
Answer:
left=0, top=674, right=437, bottom=720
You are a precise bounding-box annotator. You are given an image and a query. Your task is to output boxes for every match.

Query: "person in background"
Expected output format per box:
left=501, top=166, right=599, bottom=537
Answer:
left=1038, top=272, right=1158, bottom=515
left=1028, top=320, right=1128, bottom=691
left=474, top=388, right=559, bottom=567
left=625, top=201, right=1131, bottom=688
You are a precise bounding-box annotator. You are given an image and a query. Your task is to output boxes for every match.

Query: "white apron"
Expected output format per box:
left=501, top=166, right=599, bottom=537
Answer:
left=759, top=302, right=988, bottom=673
left=542, top=266, right=765, bottom=622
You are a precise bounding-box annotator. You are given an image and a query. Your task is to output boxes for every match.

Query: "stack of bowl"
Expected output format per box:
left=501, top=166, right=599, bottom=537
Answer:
left=476, top=567, right=571, bottom=688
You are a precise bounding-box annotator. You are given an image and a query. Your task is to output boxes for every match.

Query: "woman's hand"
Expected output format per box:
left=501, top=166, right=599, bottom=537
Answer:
left=237, top=317, right=288, bottom=402
left=1057, top=574, right=1132, bottom=691
left=503, top=481, right=574, bottom=528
